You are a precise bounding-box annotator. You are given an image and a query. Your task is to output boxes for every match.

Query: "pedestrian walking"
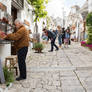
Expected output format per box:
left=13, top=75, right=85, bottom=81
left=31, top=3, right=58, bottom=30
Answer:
left=62, top=27, right=65, bottom=44
left=41, top=32, right=48, bottom=44
left=57, top=25, right=62, bottom=48
left=53, top=29, right=58, bottom=38
left=64, top=29, right=70, bottom=48
left=67, top=27, right=71, bottom=45
left=0, top=19, right=29, bottom=81
left=43, top=28, right=59, bottom=52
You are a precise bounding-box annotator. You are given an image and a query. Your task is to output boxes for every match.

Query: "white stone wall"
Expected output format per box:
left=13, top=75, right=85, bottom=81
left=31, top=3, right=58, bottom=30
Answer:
left=0, top=44, right=11, bottom=62
left=17, top=0, right=34, bottom=32
left=17, top=0, right=45, bottom=35
left=0, top=0, right=11, bottom=62
left=88, top=0, right=92, bottom=12
left=0, top=0, right=11, bottom=15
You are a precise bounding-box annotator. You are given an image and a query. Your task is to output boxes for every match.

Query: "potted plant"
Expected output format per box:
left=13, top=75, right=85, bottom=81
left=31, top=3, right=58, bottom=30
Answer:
left=33, top=43, right=44, bottom=53
left=3, top=67, right=14, bottom=86
left=81, top=41, right=87, bottom=47
left=86, top=44, right=92, bottom=51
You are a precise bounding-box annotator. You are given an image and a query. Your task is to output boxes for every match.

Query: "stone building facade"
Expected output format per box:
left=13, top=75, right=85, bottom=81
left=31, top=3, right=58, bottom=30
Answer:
left=0, top=0, right=34, bottom=62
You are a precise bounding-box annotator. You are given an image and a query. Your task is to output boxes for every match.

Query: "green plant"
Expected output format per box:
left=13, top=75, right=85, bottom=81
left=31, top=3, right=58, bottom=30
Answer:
left=86, top=12, right=92, bottom=26
left=28, top=0, right=48, bottom=22
left=46, top=16, right=51, bottom=29
left=86, top=12, right=92, bottom=44
left=3, top=67, right=14, bottom=86
left=33, top=43, right=44, bottom=52
left=28, top=0, right=48, bottom=34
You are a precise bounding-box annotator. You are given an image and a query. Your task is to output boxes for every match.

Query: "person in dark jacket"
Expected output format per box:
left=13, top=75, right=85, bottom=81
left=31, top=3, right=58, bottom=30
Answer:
left=43, top=28, right=59, bottom=52
left=62, top=27, right=65, bottom=44
left=67, top=27, right=71, bottom=45
left=53, top=29, right=58, bottom=38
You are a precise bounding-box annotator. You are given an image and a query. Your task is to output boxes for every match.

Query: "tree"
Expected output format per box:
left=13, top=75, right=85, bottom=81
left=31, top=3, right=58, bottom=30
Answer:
left=28, top=0, right=48, bottom=42
left=46, top=16, right=52, bottom=29
left=28, top=0, right=48, bottom=32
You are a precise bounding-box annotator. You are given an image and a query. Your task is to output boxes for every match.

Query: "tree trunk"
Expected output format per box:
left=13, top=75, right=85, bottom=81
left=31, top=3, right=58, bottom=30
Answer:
left=33, top=21, right=40, bottom=43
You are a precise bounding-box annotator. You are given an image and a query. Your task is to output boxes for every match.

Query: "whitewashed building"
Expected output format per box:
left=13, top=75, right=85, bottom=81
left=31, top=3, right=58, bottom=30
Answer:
left=88, top=0, right=92, bottom=12
left=66, top=1, right=89, bottom=42
left=0, top=0, right=34, bottom=62
left=66, top=5, right=81, bottom=41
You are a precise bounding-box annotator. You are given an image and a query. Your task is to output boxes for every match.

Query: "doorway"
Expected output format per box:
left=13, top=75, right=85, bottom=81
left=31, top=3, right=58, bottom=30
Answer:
left=11, top=6, right=17, bottom=55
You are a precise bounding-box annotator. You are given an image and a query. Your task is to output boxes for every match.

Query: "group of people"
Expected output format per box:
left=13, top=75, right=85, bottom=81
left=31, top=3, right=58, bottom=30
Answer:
left=0, top=18, right=71, bottom=81
left=42, top=26, right=71, bottom=52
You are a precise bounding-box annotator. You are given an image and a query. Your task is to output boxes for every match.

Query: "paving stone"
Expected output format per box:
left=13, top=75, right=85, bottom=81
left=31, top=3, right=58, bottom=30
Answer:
left=32, top=88, right=47, bottom=92
left=61, top=86, right=85, bottom=92
left=1, top=42, right=92, bottom=92
left=61, top=77, right=81, bottom=86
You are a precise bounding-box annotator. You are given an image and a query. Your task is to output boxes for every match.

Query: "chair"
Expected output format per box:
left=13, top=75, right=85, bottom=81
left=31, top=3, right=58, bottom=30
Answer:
left=5, top=55, right=18, bottom=75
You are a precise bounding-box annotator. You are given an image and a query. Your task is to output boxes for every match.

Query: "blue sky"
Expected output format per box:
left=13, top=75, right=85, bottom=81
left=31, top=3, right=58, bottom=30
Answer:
left=46, top=0, right=86, bottom=18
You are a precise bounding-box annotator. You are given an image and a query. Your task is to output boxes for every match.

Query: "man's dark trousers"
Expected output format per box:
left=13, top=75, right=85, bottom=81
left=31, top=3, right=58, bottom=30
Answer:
left=17, top=47, right=28, bottom=79
left=51, top=38, right=58, bottom=51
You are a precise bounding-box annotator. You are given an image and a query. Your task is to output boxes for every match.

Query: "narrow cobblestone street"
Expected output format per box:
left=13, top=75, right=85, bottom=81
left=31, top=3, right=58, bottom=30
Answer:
left=1, top=0, right=92, bottom=92
left=1, top=42, right=92, bottom=92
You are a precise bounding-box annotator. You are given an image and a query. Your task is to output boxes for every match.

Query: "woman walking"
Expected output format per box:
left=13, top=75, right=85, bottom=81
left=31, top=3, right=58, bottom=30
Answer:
left=57, top=26, right=62, bottom=48
left=64, top=29, right=70, bottom=48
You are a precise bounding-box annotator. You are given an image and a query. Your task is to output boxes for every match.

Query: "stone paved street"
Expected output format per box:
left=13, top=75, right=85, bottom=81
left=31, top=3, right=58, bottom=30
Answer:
left=1, top=42, right=92, bottom=92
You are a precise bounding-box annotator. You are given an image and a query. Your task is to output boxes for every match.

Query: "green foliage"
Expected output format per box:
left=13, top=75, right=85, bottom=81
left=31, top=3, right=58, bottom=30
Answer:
left=3, top=67, right=14, bottom=85
left=28, top=0, right=48, bottom=22
left=33, top=43, right=44, bottom=51
left=46, top=16, right=51, bottom=29
left=86, top=12, right=92, bottom=44
left=86, top=12, right=92, bottom=26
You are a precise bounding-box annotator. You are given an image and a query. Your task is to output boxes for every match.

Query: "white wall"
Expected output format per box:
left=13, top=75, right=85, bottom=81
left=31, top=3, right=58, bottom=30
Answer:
left=0, top=44, right=11, bottom=62
left=0, top=0, right=11, bottom=62
left=17, top=0, right=34, bottom=33
left=0, top=0, right=11, bottom=15
left=88, top=0, right=92, bottom=12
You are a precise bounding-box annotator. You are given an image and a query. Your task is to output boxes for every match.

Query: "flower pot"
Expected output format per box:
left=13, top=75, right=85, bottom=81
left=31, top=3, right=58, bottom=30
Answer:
left=38, top=49, right=42, bottom=53
left=81, top=44, right=86, bottom=47
left=88, top=47, right=92, bottom=51
left=33, top=43, right=44, bottom=53
left=81, top=41, right=86, bottom=47
left=35, top=48, right=42, bottom=53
